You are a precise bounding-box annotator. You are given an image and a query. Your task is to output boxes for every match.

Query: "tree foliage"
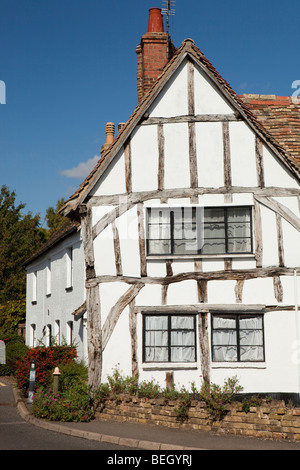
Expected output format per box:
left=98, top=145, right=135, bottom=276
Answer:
left=0, top=185, right=67, bottom=340
left=44, top=198, right=66, bottom=239
left=0, top=186, right=47, bottom=304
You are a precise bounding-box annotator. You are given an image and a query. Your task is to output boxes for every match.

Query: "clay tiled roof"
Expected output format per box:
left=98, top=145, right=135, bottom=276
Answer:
left=24, top=219, right=80, bottom=266
left=240, top=94, right=300, bottom=170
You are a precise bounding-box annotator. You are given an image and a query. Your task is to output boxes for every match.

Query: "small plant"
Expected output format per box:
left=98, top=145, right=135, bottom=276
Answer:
left=137, top=379, right=161, bottom=399
left=199, top=375, right=243, bottom=421
left=174, top=386, right=191, bottom=422
left=32, top=380, right=94, bottom=422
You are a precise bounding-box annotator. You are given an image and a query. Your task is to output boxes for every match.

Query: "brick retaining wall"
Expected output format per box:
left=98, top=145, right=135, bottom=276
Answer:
left=95, top=396, right=300, bottom=442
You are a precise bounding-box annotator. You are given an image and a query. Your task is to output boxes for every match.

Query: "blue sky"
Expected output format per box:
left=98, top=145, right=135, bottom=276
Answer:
left=0, top=0, right=299, bottom=225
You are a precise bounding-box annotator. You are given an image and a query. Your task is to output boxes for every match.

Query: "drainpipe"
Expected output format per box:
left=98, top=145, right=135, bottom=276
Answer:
left=294, top=270, right=300, bottom=404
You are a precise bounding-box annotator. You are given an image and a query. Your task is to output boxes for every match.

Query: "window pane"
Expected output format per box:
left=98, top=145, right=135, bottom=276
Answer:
left=227, top=222, right=251, bottom=238
left=204, top=208, right=224, bottom=222
left=213, top=346, right=238, bottom=361
left=145, top=347, right=169, bottom=362
left=213, top=316, right=236, bottom=329
left=145, top=316, right=168, bottom=330
left=171, top=346, right=195, bottom=362
left=173, top=239, right=198, bottom=254
left=239, top=329, right=263, bottom=346
left=240, top=346, right=264, bottom=361
left=171, top=316, right=194, bottom=329
left=228, top=238, right=252, bottom=253
left=202, top=239, right=226, bottom=254
left=145, top=330, right=168, bottom=347
left=212, top=330, right=237, bottom=345
left=173, top=223, right=197, bottom=240
left=171, top=331, right=195, bottom=346
left=148, top=223, right=170, bottom=240
left=203, top=223, right=225, bottom=239
left=239, top=316, right=262, bottom=329
left=227, top=207, right=251, bottom=223
left=148, top=240, right=171, bottom=255
left=148, top=209, right=170, bottom=224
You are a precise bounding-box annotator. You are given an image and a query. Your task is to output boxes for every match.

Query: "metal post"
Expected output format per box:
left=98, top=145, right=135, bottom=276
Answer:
left=28, top=359, right=36, bottom=404
left=53, top=367, right=61, bottom=393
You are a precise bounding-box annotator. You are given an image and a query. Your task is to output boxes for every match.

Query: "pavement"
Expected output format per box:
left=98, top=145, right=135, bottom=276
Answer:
left=3, top=376, right=300, bottom=451
left=8, top=379, right=204, bottom=451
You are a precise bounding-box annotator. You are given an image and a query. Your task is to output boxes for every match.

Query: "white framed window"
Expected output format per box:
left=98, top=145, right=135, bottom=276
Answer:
left=66, top=247, right=73, bottom=290
left=32, top=271, right=37, bottom=304
left=46, top=324, right=52, bottom=347
left=30, top=324, right=36, bottom=347
left=146, top=206, right=253, bottom=256
left=67, top=321, right=73, bottom=345
left=46, top=259, right=51, bottom=296
left=143, top=314, right=197, bottom=363
left=54, top=320, right=60, bottom=345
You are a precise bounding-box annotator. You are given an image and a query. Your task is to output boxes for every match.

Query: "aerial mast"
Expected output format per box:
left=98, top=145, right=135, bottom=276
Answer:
left=162, top=0, right=176, bottom=38
left=162, top=0, right=176, bottom=59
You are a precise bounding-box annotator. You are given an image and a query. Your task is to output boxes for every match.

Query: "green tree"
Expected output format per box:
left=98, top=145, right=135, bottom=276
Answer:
left=0, top=185, right=46, bottom=304
left=44, top=198, right=66, bottom=238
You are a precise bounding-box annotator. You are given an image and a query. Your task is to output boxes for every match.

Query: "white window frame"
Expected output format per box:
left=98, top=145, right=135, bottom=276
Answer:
left=32, top=271, right=37, bottom=304
left=66, top=247, right=73, bottom=290
left=46, top=259, right=51, bottom=296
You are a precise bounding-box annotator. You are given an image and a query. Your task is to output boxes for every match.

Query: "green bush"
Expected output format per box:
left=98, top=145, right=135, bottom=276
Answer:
left=31, top=360, right=93, bottom=422
left=199, top=375, right=243, bottom=420
left=6, top=337, right=29, bottom=374
left=58, top=361, right=88, bottom=391
left=16, top=345, right=77, bottom=396
left=0, top=336, right=28, bottom=376
left=32, top=380, right=94, bottom=422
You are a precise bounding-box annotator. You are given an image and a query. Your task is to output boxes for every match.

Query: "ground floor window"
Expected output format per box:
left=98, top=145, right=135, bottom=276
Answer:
left=143, top=314, right=197, bottom=363
left=211, top=314, right=265, bottom=362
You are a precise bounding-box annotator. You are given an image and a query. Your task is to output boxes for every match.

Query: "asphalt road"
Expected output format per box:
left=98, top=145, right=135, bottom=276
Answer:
left=2, top=378, right=300, bottom=453
left=0, top=380, right=136, bottom=451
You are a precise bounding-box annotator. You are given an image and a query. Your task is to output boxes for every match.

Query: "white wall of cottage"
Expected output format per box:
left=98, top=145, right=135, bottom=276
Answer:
left=89, top=56, right=300, bottom=395
left=25, top=230, right=87, bottom=363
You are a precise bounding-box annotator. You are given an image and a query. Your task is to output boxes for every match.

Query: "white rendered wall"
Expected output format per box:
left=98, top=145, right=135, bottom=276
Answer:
left=25, top=231, right=87, bottom=363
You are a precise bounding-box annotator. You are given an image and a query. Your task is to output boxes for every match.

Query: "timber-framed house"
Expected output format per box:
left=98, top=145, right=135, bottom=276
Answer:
left=28, top=8, right=300, bottom=400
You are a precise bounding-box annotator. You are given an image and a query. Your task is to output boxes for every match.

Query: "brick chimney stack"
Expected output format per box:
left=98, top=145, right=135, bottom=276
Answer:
left=136, top=8, right=175, bottom=103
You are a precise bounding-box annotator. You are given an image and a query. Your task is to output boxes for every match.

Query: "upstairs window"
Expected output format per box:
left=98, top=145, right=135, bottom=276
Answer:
left=146, top=206, right=253, bottom=256
left=66, top=247, right=73, bottom=290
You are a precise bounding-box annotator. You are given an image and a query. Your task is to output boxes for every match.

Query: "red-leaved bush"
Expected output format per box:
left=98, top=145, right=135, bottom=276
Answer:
left=16, top=346, right=77, bottom=396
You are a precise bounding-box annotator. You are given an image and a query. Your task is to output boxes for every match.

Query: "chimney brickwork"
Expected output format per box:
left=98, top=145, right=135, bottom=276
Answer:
left=136, top=8, right=175, bottom=103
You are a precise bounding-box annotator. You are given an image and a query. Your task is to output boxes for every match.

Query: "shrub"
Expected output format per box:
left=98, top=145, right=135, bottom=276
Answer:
left=58, top=360, right=88, bottom=391
left=16, top=345, right=77, bottom=396
left=199, top=375, right=243, bottom=420
left=0, top=335, right=28, bottom=376
left=31, top=381, right=94, bottom=422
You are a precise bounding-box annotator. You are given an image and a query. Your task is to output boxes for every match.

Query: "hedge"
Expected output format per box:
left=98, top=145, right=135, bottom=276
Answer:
left=16, top=346, right=77, bottom=396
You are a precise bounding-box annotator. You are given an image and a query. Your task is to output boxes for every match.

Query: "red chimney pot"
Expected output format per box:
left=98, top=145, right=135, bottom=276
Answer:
left=147, top=8, right=164, bottom=33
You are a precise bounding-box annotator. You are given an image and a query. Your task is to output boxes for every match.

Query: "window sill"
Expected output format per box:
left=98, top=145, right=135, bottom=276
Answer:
left=142, top=362, right=198, bottom=371
left=146, top=254, right=255, bottom=260
left=212, top=362, right=266, bottom=369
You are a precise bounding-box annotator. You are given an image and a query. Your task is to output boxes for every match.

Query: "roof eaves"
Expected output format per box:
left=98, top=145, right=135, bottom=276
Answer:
left=24, top=220, right=80, bottom=267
